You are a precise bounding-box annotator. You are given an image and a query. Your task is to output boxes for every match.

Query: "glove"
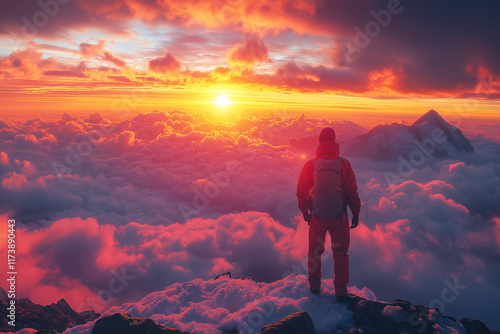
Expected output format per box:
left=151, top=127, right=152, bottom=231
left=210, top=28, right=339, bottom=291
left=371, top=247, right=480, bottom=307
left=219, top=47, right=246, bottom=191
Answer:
left=302, top=210, right=312, bottom=224
left=350, top=215, right=359, bottom=229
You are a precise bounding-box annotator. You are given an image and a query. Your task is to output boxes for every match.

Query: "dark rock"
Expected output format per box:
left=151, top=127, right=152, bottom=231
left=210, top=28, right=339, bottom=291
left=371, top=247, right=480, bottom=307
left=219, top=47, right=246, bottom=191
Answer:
left=257, top=311, right=316, bottom=334
left=215, top=271, right=231, bottom=279
left=460, top=318, right=492, bottom=334
left=35, top=330, right=58, bottom=334
left=344, top=295, right=434, bottom=334
left=0, top=287, right=99, bottom=333
left=0, top=287, right=8, bottom=304
left=351, top=298, right=385, bottom=328
left=90, top=313, right=192, bottom=334
left=80, top=310, right=101, bottom=323
left=342, top=294, right=500, bottom=334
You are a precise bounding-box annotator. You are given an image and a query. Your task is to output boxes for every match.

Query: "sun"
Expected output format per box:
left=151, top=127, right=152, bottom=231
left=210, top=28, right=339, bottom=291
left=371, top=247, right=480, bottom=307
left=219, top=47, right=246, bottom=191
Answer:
left=215, top=94, right=230, bottom=107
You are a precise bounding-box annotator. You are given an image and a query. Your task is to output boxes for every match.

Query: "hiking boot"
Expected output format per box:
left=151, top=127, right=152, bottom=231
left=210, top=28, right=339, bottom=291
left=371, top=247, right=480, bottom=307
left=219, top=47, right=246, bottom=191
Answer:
left=310, top=288, right=320, bottom=295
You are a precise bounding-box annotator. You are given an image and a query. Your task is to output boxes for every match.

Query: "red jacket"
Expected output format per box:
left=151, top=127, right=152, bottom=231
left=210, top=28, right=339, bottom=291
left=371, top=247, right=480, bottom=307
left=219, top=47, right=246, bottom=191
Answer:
left=297, top=141, right=361, bottom=216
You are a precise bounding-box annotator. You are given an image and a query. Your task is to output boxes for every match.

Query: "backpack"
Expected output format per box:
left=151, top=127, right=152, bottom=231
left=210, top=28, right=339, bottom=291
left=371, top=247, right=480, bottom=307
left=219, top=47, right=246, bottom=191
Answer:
left=311, top=157, right=345, bottom=218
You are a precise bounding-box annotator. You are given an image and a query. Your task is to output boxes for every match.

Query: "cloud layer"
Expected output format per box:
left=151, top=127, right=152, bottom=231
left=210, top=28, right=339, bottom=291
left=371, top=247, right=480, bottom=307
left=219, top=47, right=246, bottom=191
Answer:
left=1, top=110, right=500, bottom=328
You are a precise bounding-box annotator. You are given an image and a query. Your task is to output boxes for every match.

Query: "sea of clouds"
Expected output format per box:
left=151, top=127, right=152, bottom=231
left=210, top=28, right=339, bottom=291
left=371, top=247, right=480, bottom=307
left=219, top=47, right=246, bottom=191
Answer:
left=0, top=110, right=499, bottom=330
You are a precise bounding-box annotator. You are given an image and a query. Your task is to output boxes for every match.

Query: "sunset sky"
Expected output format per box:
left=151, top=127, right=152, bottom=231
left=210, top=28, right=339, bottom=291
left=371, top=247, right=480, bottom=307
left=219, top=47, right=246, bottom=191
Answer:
left=1, top=0, right=499, bottom=121
left=1, top=1, right=500, bottom=333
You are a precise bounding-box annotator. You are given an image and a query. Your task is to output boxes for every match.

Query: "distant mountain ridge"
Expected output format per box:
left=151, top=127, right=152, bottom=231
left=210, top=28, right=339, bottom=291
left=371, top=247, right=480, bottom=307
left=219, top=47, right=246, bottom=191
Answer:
left=0, top=287, right=99, bottom=333
left=346, top=109, right=474, bottom=160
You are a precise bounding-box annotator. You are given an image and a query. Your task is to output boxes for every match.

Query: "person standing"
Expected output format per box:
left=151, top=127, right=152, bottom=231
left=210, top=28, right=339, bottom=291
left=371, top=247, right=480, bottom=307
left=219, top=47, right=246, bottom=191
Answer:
left=297, top=127, right=361, bottom=297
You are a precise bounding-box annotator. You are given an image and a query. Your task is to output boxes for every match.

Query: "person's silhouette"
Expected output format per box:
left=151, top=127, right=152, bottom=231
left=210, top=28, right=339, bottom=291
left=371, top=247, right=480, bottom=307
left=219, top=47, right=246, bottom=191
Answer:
left=297, top=127, right=361, bottom=297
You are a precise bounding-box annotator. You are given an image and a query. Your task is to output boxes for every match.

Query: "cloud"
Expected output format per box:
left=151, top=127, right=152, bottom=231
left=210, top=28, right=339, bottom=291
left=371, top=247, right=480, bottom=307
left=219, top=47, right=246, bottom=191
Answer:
left=2, top=36, right=500, bottom=97
left=1, top=172, right=28, bottom=189
left=1, top=111, right=500, bottom=328
left=44, top=63, right=87, bottom=78
left=0, top=47, right=89, bottom=79
left=228, top=35, right=271, bottom=69
left=1, top=1, right=499, bottom=96
left=148, top=52, right=181, bottom=74
left=0, top=45, right=136, bottom=86
left=0, top=48, right=56, bottom=77
left=275, top=60, right=366, bottom=92
left=7, top=212, right=306, bottom=314
left=0, top=151, right=10, bottom=165
left=0, top=0, right=129, bottom=39
left=1, top=217, right=129, bottom=311
left=79, top=41, right=126, bottom=67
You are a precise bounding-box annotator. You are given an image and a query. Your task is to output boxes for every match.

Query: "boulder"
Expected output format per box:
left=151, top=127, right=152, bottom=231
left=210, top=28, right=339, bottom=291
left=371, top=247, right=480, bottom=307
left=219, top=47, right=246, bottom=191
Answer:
left=460, top=318, right=493, bottom=334
left=257, top=311, right=316, bottom=334
left=90, top=313, right=191, bottom=334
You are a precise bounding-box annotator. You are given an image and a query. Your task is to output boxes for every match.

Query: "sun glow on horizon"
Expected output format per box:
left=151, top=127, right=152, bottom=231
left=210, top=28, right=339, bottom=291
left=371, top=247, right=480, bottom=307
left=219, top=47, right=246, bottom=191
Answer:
left=215, top=94, right=231, bottom=108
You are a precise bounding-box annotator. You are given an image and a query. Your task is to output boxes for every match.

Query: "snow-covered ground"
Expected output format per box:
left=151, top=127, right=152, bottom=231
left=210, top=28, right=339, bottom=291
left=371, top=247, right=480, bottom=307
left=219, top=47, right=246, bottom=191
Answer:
left=62, top=274, right=376, bottom=334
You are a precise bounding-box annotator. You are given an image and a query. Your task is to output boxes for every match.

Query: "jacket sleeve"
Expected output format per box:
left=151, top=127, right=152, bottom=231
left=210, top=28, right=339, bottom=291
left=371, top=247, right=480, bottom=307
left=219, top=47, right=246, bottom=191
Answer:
left=342, top=158, right=361, bottom=216
left=297, top=160, right=315, bottom=213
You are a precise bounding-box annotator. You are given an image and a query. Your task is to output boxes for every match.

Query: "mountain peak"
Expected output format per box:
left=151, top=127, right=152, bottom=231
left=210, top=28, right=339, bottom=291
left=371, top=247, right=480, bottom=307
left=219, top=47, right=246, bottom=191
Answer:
left=346, top=109, right=475, bottom=160
left=54, top=298, right=76, bottom=315
left=412, top=109, right=446, bottom=126
left=0, top=293, right=99, bottom=332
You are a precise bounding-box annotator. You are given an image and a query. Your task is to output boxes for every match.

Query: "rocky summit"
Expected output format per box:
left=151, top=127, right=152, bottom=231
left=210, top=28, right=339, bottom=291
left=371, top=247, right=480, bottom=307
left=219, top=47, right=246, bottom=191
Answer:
left=0, top=287, right=99, bottom=333
left=1, top=284, right=498, bottom=333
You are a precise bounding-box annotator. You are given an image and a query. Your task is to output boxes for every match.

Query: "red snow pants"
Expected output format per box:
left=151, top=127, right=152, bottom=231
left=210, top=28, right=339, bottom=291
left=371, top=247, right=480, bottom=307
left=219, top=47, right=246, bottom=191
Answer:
left=308, top=213, right=350, bottom=296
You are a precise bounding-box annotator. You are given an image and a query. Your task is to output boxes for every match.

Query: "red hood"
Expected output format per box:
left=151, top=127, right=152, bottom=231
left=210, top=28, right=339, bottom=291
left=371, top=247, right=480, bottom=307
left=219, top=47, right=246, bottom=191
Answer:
left=315, top=141, right=340, bottom=159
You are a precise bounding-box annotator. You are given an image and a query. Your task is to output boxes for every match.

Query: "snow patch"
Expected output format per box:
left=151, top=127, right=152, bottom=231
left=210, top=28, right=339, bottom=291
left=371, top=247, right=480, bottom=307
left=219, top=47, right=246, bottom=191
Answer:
left=63, top=274, right=372, bottom=334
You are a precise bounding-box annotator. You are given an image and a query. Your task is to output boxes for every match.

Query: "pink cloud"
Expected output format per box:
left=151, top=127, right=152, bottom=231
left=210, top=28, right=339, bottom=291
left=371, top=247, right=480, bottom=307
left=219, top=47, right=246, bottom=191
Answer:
left=209, top=258, right=234, bottom=276
left=9, top=217, right=139, bottom=311
left=148, top=52, right=181, bottom=73
left=21, top=161, right=36, bottom=175
left=79, top=41, right=126, bottom=67
left=5, top=212, right=304, bottom=313
left=0, top=151, right=9, bottom=165
left=1, top=172, right=28, bottom=189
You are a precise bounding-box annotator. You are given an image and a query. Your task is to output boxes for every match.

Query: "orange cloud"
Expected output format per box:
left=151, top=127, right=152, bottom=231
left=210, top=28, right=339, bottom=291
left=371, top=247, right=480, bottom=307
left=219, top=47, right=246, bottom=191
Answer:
left=0, top=48, right=56, bottom=77
left=228, top=34, right=271, bottom=69
left=0, top=47, right=89, bottom=80
left=78, top=0, right=318, bottom=33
